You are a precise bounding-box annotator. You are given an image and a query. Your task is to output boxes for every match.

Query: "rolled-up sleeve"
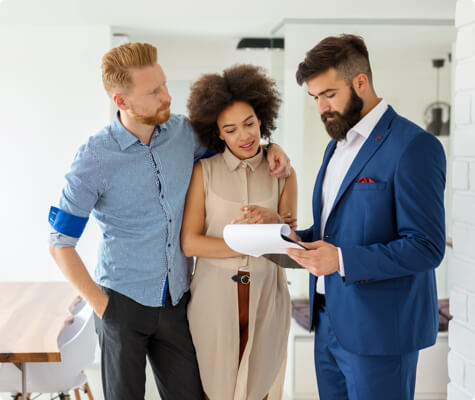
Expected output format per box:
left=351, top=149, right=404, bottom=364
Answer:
left=48, top=141, right=106, bottom=247
left=49, top=228, right=80, bottom=248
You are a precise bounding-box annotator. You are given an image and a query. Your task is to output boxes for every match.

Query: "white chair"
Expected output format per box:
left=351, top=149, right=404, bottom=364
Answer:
left=0, top=302, right=96, bottom=399
left=69, top=296, right=87, bottom=317
left=0, top=362, right=22, bottom=396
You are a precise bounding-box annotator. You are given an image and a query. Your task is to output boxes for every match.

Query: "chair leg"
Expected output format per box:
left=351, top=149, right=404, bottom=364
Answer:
left=74, top=388, right=81, bottom=400
left=83, top=382, right=94, bottom=400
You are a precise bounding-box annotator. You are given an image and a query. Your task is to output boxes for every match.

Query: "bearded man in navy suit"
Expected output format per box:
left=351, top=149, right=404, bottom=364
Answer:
left=287, top=34, right=446, bottom=400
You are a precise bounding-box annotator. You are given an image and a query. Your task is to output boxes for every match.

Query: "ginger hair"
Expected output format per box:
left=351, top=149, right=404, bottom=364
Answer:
left=101, top=42, right=157, bottom=96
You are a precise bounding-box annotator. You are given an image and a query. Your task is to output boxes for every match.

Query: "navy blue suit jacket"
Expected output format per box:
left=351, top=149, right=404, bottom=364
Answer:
left=297, top=106, right=446, bottom=356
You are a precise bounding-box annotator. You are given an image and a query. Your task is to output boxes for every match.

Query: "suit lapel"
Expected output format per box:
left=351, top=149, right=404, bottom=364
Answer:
left=312, top=140, right=337, bottom=238
left=329, top=106, right=397, bottom=216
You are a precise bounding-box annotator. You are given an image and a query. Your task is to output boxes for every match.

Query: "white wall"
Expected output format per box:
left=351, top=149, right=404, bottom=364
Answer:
left=0, top=26, right=291, bottom=284
left=121, top=34, right=287, bottom=141
left=125, top=34, right=277, bottom=111
left=278, top=22, right=454, bottom=297
left=0, top=25, right=112, bottom=281
left=0, top=29, right=285, bottom=282
left=112, top=26, right=455, bottom=299
left=0, top=24, right=455, bottom=299
left=447, top=1, right=475, bottom=398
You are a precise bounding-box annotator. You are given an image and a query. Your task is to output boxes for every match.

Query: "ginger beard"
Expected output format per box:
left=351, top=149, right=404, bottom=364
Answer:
left=129, top=102, right=171, bottom=126
left=321, top=86, right=363, bottom=141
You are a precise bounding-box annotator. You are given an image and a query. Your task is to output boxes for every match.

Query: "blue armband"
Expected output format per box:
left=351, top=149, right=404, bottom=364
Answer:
left=48, top=206, right=89, bottom=239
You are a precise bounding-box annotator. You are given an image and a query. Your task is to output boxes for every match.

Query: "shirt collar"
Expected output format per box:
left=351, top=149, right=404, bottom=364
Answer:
left=111, top=111, right=164, bottom=151
left=222, top=145, right=264, bottom=172
left=347, top=98, right=388, bottom=142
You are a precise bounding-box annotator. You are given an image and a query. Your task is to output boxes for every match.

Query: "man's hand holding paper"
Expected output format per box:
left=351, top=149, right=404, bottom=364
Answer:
left=286, top=240, right=340, bottom=276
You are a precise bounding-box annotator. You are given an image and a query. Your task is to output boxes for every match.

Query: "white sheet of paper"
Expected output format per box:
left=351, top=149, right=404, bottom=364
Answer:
left=223, top=224, right=303, bottom=257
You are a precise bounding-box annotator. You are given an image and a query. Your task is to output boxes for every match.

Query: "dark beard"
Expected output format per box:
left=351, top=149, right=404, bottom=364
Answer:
left=321, top=87, right=363, bottom=141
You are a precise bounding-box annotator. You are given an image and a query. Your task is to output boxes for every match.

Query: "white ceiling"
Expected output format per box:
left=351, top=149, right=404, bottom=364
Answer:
left=0, top=0, right=456, bottom=38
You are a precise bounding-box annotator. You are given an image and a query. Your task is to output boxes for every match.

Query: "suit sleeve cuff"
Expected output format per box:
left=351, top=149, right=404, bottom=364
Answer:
left=338, top=247, right=345, bottom=277
left=296, top=227, right=313, bottom=243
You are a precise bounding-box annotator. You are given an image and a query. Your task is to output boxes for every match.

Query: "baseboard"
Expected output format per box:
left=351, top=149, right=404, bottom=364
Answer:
left=415, top=394, right=447, bottom=400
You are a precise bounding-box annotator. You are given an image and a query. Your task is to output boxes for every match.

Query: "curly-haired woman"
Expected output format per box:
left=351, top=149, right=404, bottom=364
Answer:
left=181, top=64, right=298, bottom=400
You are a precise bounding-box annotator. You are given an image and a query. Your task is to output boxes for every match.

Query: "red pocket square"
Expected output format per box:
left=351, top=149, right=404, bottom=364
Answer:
left=357, top=177, right=375, bottom=183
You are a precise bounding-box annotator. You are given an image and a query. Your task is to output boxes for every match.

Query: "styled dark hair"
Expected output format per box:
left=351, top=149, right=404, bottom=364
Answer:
left=296, top=34, right=373, bottom=86
left=187, top=64, right=281, bottom=153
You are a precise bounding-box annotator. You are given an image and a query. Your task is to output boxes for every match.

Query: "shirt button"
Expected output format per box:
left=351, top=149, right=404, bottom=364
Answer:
left=167, top=243, right=171, bottom=248
left=161, top=195, right=164, bottom=199
left=168, top=268, right=171, bottom=272
left=169, top=219, right=172, bottom=223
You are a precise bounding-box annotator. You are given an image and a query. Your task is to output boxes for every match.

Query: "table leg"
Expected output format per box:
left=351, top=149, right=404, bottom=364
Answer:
left=20, top=362, right=26, bottom=400
left=13, top=363, right=27, bottom=399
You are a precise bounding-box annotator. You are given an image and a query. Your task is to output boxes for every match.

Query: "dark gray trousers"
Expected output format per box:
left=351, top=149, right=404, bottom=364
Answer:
left=94, top=287, right=204, bottom=400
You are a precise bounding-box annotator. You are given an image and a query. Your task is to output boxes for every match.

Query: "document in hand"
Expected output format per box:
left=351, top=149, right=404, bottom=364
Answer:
left=223, top=224, right=306, bottom=269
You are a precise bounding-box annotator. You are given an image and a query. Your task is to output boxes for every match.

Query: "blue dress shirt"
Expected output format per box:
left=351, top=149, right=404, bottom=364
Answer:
left=49, top=112, right=207, bottom=307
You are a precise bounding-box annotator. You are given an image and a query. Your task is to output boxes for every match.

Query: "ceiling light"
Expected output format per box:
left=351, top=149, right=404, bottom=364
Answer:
left=425, top=58, right=450, bottom=136
left=236, top=38, right=284, bottom=50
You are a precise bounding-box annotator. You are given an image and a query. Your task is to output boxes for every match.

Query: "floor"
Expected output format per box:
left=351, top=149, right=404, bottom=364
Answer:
left=0, top=335, right=449, bottom=400
left=0, top=361, right=162, bottom=400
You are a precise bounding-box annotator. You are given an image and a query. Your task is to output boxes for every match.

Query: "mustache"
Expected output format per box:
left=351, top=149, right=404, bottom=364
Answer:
left=321, top=111, right=341, bottom=123
left=159, top=102, right=171, bottom=112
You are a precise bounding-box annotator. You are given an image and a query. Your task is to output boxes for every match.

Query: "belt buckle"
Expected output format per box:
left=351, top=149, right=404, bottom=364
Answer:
left=232, top=274, right=250, bottom=285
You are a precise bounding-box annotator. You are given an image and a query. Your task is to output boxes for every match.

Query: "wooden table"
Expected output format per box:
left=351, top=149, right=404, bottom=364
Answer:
left=0, top=282, right=79, bottom=399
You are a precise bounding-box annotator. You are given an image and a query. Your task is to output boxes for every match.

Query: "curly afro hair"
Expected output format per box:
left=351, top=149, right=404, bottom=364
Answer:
left=187, top=64, right=281, bottom=153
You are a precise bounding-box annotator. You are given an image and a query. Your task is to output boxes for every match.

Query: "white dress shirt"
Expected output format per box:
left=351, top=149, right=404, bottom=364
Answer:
left=317, top=99, right=388, bottom=294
